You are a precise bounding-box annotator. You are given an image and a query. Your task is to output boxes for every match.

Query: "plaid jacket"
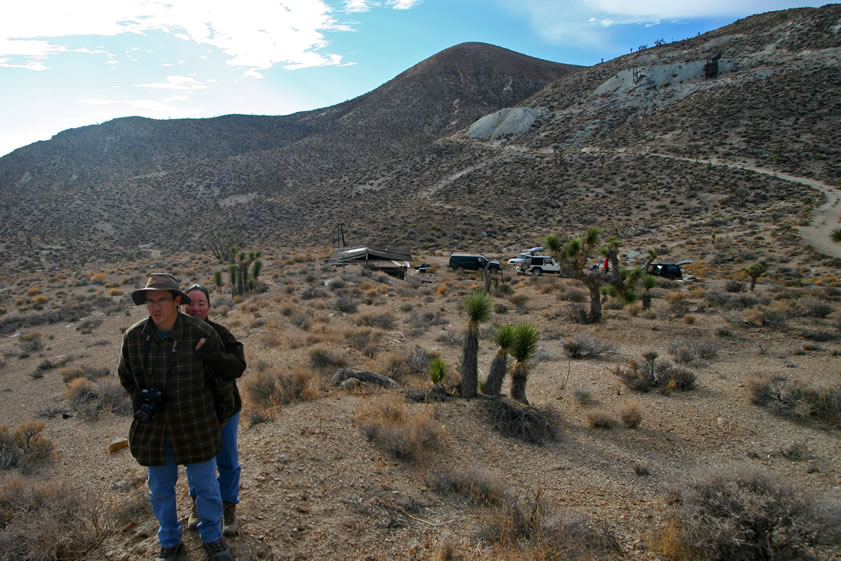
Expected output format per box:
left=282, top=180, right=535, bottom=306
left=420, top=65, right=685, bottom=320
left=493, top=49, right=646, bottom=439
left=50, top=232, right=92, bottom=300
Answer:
left=118, top=312, right=224, bottom=466
left=202, top=318, right=246, bottom=420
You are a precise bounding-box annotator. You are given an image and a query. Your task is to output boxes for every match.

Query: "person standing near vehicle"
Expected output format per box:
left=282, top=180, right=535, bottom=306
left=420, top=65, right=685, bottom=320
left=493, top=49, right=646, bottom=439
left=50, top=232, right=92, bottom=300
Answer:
left=183, top=283, right=246, bottom=537
left=118, top=273, right=235, bottom=561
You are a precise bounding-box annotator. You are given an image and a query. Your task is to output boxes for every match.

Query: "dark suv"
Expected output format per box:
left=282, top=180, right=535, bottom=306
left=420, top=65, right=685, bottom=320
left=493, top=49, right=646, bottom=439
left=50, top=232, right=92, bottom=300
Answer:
left=646, top=262, right=683, bottom=280
left=448, top=253, right=501, bottom=272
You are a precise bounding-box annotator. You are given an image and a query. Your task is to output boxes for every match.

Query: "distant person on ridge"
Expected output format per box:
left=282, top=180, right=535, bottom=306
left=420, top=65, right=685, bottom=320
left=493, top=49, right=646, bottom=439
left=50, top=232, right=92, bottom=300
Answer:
left=183, top=283, right=246, bottom=538
left=117, top=273, right=237, bottom=561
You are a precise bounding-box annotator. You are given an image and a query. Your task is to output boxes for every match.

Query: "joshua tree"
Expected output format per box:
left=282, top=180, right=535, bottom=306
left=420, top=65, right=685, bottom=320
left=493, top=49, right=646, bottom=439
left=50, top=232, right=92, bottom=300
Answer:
left=483, top=325, right=515, bottom=396
left=510, top=323, right=539, bottom=404
left=461, top=291, right=492, bottom=399
left=832, top=228, right=841, bottom=244
left=641, top=273, right=657, bottom=310
left=545, top=228, right=644, bottom=323
left=746, top=262, right=767, bottom=292
left=213, top=270, right=223, bottom=292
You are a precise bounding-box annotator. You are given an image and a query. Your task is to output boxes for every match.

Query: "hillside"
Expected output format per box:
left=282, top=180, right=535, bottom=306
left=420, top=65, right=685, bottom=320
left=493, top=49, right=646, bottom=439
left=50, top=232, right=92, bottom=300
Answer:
left=0, top=42, right=578, bottom=269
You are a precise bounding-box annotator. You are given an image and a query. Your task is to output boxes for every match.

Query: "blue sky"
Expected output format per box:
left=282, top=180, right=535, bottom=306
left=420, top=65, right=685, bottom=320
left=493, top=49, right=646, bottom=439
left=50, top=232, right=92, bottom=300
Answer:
left=0, top=0, right=828, bottom=156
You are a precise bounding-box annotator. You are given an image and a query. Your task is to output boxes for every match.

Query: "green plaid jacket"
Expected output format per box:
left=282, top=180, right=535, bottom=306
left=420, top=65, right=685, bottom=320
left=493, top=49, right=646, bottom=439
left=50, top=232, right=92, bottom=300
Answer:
left=118, top=312, right=224, bottom=466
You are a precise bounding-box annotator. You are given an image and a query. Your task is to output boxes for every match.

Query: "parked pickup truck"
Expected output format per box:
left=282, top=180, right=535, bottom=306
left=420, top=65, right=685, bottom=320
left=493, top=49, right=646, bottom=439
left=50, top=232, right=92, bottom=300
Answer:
left=516, top=256, right=561, bottom=275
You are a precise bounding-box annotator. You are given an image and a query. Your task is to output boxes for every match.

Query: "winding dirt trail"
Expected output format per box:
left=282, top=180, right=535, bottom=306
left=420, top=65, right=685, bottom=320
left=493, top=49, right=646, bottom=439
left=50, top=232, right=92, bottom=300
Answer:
left=583, top=148, right=841, bottom=259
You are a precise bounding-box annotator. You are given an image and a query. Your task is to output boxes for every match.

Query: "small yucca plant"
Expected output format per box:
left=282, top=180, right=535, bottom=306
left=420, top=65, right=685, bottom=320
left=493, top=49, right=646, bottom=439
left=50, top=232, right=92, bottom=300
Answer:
left=510, top=323, right=539, bottom=404
left=428, top=357, right=447, bottom=386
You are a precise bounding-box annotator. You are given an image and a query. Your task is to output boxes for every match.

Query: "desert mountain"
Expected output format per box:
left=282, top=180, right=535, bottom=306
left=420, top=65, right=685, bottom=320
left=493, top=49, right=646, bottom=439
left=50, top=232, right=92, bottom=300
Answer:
left=0, top=42, right=578, bottom=266
left=0, top=6, right=840, bottom=277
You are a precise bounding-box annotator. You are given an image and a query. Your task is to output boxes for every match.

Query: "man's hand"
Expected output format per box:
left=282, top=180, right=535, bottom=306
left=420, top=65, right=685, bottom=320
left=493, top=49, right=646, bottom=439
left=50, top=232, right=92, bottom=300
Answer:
left=195, top=335, right=219, bottom=356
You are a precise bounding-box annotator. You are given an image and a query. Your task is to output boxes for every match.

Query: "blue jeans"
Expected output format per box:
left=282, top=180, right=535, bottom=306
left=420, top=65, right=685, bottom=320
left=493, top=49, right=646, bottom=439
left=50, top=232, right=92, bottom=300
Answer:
left=148, top=437, right=223, bottom=546
left=190, top=412, right=241, bottom=504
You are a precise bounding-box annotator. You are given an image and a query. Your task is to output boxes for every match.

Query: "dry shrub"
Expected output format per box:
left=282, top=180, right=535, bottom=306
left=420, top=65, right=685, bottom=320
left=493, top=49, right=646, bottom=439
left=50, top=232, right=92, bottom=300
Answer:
left=346, top=327, right=382, bottom=357
left=0, top=477, right=113, bottom=561
left=108, top=288, right=124, bottom=297
left=563, top=333, right=616, bottom=360
left=18, top=331, right=42, bottom=353
left=59, top=365, right=109, bottom=385
left=587, top=409, right=617, bottom=429
left=0, top=422, right=53, bottom=471
left=668, top=337, right=720, bottom=365
left=626, top=301, right=642, bottom=316
left=354, top=393, right=445, bottom=462
left=356, top=312, right=397, bottom=330
left=742, top=305, right=788, bottom=328
left=479, top=490, right=619, bottom=561
left=654, top=466, right=841, bottom=560
left=436, top=284, right=448, bottom=296
left=65, top=377, right=131, bottom=419
left=509, top=294, right=529, bottom=309
left=790, top=297, right=834, bottom=319
left=429, top=469, right=511, bottom=506
left=244, top=367, right=319, bottom=411
left=618, top=401, right=642, bottom=428
left=26, top=287, right=40, bottom=297
left=309, top=346, right=349, bottom=370
left=614, top=353, right=696, bottom=394
left=481, top=398, right=560, bottom=445
left=748, top=375, right=841, bottom=428
left=30, top=294, right=49, bottom=305
left=89, top=272, right=107, bottom=284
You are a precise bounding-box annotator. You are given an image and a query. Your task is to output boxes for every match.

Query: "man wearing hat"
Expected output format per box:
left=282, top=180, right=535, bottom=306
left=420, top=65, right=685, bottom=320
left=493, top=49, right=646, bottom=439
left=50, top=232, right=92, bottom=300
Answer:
left=118, top=273, right=235, bottom=561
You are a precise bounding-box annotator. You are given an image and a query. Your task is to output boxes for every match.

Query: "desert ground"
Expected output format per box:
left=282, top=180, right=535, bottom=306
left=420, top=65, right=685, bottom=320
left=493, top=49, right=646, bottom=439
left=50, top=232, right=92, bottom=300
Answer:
left=1, top=220, right=841, bottom=561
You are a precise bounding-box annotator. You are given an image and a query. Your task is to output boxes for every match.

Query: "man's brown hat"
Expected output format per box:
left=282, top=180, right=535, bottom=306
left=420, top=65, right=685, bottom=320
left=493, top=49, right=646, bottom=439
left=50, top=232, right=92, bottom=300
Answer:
left=131, top=273, right=192, bottom=305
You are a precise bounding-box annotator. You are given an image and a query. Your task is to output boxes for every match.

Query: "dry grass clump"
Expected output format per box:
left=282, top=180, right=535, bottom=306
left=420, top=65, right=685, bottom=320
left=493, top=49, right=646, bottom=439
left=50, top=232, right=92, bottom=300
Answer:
left=667, top=337, right=720, bottom=365
left=563, top=333, right=616, bottom=360
left=481, top=398, right=560, bottom=445
left=428, top=469, right=512, bottom=506
left=613, top=352, right=696, bottom=394
left=653, top=466, right=841, bottom=560
left=65, top=377, right=131, bottom=419
left=0, top=477, right=115, bottom=561
left=356, top=312, right=397, bottom=330
left=586, top=409, right=618, bottom=429
left=309, top=346, right=350, bottom=370
left=354, top=393, right=445, bottom=462
left=0, top=422, right=53, bottom=471
left=748, top=375, right=841, bottom=428
left=18, top=331, right=42, bottom=353
left=243, top=366, right=320, bottom=412
left=618, top=401, right=642, bottom=429
left=376, top=346, right=433, bottom=383
left=479, top=490, right=619, bottom=561
left=741, top=305, right=788, bottom=328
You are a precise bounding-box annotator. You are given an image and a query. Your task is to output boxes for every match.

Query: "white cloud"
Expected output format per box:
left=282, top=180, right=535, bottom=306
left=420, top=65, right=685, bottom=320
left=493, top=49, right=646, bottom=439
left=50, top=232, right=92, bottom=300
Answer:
left=343, top=0, right=373, bottom=12
left=495, top=0, right=826, bottom=46
left=135, top=75, right=207, bottom=90
left=0, top=0, right=354, bottom=73
left=387, top=0, right=421, bottom=9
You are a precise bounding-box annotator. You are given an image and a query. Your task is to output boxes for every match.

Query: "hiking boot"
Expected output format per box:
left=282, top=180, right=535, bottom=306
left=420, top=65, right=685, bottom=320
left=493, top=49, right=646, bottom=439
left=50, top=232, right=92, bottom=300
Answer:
left=222, top=502, right=239, bottom=536
left=155, top=542, right=182, bottom=561
left=187, top=496, right=199, bottom=531
left=203, top=538, right=233, bottom=561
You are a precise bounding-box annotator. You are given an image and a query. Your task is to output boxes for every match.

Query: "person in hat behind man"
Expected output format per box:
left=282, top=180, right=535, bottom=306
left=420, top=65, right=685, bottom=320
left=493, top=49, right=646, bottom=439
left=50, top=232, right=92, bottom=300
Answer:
left=118, top=273, right=239, bottom=561
left=183, top=283, right=246, bottom=537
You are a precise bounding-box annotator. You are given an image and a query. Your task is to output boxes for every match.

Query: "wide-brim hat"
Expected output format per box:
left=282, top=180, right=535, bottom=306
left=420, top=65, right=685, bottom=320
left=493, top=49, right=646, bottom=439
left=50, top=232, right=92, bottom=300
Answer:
left=131, top=273, right=192, bottom=306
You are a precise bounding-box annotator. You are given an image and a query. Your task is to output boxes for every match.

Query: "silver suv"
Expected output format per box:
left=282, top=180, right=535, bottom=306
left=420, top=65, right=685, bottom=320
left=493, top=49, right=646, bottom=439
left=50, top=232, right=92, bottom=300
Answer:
left=516, top=256, right=561, bottom=276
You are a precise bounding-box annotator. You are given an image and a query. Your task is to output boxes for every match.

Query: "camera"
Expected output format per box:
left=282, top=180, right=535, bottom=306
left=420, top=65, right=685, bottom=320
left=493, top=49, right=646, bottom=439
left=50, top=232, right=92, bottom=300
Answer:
left=134, top=388, right=165, bottom=422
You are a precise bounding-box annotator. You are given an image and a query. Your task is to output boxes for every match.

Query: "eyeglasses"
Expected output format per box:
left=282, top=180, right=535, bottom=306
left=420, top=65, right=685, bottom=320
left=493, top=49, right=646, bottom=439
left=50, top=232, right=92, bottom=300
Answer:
left=146, top=297, right=173, bottom=307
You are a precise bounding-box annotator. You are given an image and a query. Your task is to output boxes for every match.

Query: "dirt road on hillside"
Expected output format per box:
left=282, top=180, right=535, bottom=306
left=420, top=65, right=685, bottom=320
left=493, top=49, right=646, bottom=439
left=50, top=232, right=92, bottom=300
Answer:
left=581, top=148, right=841, bottom=259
